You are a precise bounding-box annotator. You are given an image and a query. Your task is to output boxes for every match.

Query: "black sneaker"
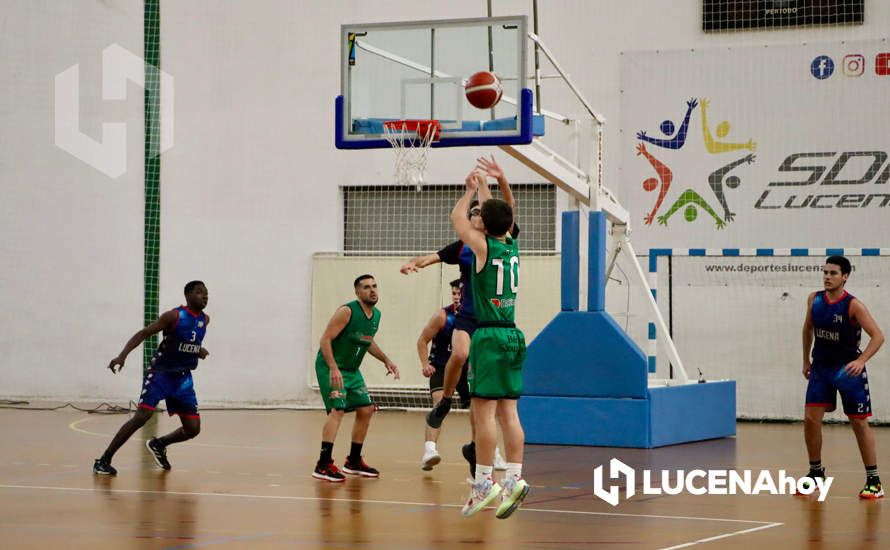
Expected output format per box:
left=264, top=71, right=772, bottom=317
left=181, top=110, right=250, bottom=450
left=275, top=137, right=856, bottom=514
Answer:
left=795, top=468, right=825, bottom=496
left=145, top=438, right=171, bottom=470
left=462, top=442, right=477, bottom=477
left=93, top=457, right=117, bottom=476
left=426, top=397, right=452, bottom=429
left=312, top=460, right=346, bottom=482
left=342, top=456, right=380, bottom=478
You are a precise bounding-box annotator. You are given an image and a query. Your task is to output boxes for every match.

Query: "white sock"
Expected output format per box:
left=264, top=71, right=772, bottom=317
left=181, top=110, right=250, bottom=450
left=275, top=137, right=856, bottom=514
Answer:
left=506, top=462, right=522, bottom=483
left=424, top=441, right=437, bottom=453
left=475, top=464, right=494, bottom=486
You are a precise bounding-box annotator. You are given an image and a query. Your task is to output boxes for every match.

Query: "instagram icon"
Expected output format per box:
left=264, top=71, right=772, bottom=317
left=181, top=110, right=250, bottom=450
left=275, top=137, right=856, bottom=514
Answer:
left=843, top=54, right=865, bottom=77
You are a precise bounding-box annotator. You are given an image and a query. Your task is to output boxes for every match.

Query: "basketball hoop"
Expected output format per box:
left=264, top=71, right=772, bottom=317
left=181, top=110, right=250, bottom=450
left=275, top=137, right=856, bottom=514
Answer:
left=382, top=120, right=440, bottom=189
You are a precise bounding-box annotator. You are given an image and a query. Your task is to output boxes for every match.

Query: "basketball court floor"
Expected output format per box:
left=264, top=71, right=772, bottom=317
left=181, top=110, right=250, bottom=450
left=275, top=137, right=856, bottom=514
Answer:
left=0, top=407, right=886, bottom=549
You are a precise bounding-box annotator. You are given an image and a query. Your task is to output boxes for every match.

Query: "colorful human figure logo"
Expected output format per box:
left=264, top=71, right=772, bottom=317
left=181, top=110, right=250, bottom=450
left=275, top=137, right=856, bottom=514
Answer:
left=708, top=153, right=755, bottom=222
left=656, top=189, right=725, bottom=229
left=635, top=97, right=756, bottom=229
left=637, top=143, right=672, bottom=225
left=700, top=98, right=756, bottom=154
left=636, top=98, right=698, bottom=150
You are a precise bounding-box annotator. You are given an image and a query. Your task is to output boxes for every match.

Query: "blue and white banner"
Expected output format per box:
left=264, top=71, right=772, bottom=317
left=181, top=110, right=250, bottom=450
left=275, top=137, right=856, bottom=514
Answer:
left=620, top=41, right=890, bottom=252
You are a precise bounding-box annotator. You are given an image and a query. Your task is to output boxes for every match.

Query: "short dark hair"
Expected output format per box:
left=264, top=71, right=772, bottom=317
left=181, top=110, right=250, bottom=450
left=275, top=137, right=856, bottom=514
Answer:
left=354, top=274, right=375, bottom=288
left=826, top=255, right=851, bottom=275
left=449, top=278, right=461, bottom=289
left=467, top=200, right=480, bottom=219
left=184, top=280, right=205, bottom=294
left=481, top=199, right=513, bottom=236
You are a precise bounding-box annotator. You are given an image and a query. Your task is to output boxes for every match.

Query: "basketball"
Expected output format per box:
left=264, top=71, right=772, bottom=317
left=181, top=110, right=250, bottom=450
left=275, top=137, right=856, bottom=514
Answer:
left=465, top=71, right=503, bottom=109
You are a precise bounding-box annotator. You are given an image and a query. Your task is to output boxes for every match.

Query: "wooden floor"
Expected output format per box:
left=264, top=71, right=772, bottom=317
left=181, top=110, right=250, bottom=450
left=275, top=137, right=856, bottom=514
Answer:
left=0, top=408, right=887, bottom=549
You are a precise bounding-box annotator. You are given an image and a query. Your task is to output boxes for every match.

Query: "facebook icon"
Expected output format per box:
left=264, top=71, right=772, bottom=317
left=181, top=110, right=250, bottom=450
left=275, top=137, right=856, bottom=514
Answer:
left=811, top=55, right=835, bottom=80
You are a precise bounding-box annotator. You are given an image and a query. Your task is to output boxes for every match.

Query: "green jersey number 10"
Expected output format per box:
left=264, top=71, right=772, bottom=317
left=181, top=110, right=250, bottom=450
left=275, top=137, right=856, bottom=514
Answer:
left=492, top=256, right=519, bottom=296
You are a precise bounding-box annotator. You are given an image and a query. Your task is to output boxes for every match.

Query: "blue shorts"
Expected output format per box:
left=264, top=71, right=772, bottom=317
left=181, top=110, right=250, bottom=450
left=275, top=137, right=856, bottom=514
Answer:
left=138, top=370, right=200, bottom=418
left=805, top=362, right=871, bottom=418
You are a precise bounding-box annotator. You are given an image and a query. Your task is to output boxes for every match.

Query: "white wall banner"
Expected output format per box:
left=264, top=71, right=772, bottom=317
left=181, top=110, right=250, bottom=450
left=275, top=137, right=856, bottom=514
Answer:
left=620, top=41, right=890, bottom=252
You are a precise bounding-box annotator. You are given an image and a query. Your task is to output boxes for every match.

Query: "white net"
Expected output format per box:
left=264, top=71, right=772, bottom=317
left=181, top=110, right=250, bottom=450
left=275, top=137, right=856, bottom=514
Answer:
left=652, top=252, right=890, bottom=421
left=702, top=1, right=863, bottom=32
left=382, top=120, right=440, bottom=189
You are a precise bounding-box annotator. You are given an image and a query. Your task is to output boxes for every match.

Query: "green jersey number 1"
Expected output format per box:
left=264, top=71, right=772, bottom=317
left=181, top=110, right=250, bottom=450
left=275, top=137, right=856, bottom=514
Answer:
left=492, top=256, right=519, bottom=295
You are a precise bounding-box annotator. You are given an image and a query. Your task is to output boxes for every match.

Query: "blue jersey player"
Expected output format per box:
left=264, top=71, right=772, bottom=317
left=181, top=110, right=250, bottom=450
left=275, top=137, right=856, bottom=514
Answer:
left=417, top=279, right=471, bottom=470
left=802, top=256, right=885, bottom=498
left=93, top=281, right=210, bottom=476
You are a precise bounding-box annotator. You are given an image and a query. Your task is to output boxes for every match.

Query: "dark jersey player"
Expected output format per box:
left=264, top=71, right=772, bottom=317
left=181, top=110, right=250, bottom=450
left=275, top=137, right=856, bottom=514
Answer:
left=93, top=281, right=210, bottom=475
left=401, top=156, right=516, bottom=474
left=417, top=279, right=471, bottom=470
left=802, top=256, right=885, bottom=499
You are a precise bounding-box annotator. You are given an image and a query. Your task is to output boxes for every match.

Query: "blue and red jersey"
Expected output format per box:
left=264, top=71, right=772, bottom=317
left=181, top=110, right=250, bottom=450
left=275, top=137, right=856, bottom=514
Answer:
left=811, top=290, right=861, bottom=365
left=150, top=306, right=208, bottom=372
left=428, top=305, right=457, bottom=368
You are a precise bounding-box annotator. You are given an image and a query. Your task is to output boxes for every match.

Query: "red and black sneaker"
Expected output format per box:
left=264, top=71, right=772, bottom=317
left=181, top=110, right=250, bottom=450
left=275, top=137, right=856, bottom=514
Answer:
left=794, top=468, right=825, bottom=496
left=312, top=461, right=345, bottom=482
left=342, top=456, right=380, bottom=478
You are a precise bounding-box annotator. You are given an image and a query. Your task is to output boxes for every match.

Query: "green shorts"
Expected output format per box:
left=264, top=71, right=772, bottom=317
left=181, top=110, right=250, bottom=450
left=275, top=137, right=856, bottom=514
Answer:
left=468, top=326, right=527, bottom=399
left=316, top=361, right=373, bottom=413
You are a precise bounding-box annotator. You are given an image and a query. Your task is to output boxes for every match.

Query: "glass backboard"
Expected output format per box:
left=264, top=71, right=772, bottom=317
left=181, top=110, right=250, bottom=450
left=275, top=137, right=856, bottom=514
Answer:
left=335, top=16, right=542, bottom=149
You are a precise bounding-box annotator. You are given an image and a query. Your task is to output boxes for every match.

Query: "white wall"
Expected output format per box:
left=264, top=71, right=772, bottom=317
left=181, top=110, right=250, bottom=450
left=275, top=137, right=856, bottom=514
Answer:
left=3, top=1, right=889, bottom=412
left=1, top=0, right=144, bottom=401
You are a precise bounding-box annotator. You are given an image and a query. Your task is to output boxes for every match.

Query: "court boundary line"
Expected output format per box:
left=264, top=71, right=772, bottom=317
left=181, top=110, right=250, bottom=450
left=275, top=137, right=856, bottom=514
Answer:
left=660, top=522, right=784, bottom=549
left=0, top=483, right=781, bottom=525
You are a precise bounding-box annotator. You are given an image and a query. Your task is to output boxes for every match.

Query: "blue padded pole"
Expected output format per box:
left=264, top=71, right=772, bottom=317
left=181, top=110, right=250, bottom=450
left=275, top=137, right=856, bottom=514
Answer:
left=560, top=211, right=579, bottom=311
left=588, top=211, right=606, bottom=312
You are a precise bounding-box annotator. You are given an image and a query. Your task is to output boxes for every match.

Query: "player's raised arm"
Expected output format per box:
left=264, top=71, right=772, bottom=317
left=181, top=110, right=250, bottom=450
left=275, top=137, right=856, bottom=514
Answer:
left=452, top=171, right=488, bottom=263
left=477, top=155, right=515, bottom=209
left=108, top=309, right=179, bottom=373
left=400, top=252, right=442, bottom=274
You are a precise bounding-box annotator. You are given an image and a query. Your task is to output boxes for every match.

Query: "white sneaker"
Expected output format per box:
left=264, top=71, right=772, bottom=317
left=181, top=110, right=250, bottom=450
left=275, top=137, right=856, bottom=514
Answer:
left=496, top=478, right=530, bottom=519
left=493, top=447, right=508, bottom=471
left=421, top=447, right=441, bottom=471
left=461, top=477, right=502, bottom=517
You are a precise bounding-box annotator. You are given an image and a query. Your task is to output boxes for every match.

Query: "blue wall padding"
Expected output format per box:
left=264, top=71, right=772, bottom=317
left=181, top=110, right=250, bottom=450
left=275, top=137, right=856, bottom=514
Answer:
left=520, top=395, right=650, bottom=447
left=520, top=381, right=737, bottom=448
left=523, top=311, right=647, bottom=398
left=561, top=211, right=579, bottom=311
left=588, top=211, right=606, bottom=312
left=648, top=381, right=736, bottom=447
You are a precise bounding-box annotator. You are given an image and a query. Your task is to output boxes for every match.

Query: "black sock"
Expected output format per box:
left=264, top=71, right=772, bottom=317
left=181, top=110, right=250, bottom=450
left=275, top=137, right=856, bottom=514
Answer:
left=319, top=441, right=334, bottom=465
left=866, top=465, right=879, bottom=482
left=808, top=460, right=823, bottom=474
left=100, top=451, right=112, bottom=462
left=349, top=442, right=363, bottom=462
